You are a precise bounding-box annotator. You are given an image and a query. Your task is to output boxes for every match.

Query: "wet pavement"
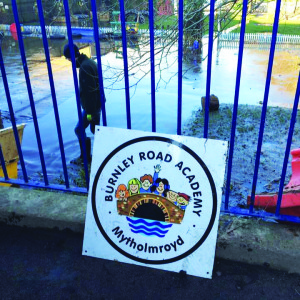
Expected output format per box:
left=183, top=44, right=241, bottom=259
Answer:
left=1, top=34, right=300, bottom=181
left=0, top=222, right=300, bottom=300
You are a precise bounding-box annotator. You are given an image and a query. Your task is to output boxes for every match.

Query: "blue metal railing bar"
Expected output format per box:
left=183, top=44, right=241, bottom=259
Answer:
left=119, top=0, right=131, bottom=129
left=149, top=0, right=156, bottom=132
left=0, top=44, right=28, bottom=182
left=275, top=71, right=300, bottom=216
left=226, top=207, right=300, bottom=224
left=91, top=0, right=107, bottom=127
left=11, top=0, right=49, bottom=186
left=224, top=0, right=248, bottom=210
left=177, top=0, right=183, bottom=136
left=37, top=0, right=70, bottom=189
left=204, top=0, right=216, bottom=138
left=0, top=145, right=9, bottom=180
left=63, top=0, right=89, bottom=189
left=249, top=0, right=281, bottom=213
left=0, top=177, right=87, bottom=194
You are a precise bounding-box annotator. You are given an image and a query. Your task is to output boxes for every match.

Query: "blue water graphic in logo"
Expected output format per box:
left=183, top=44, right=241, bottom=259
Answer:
left=126, top=217, right=173, bottom=238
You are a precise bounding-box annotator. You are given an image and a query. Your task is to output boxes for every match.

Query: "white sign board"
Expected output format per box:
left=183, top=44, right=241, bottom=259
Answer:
left=83, top=127, right=228, bottom=279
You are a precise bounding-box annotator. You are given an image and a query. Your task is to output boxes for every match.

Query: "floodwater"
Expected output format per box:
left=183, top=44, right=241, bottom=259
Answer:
left=1, top=33, right=300, bottom=181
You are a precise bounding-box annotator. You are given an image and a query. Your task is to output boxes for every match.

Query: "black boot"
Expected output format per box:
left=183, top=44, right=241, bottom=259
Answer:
left=85, top=137, right=92, bottom=164
left=71, top=137, right=91, bottom=165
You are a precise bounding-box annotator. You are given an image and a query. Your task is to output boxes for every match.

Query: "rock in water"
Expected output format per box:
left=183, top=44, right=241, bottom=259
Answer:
left=201, top=94, right=219, bottom=111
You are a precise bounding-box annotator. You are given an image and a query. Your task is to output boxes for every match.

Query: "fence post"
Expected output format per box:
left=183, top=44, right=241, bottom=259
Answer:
left=177, top=0, right=183, bottom=135
left=119, top=0, right=132, bottom=129
left=224, top=0, right=248, bottom=210
left=63, top=0, right=90, bottom=189
left=204, top=0, right=216, bottom=138
left=12, top=0, right=49, bottom=186
left=37, top=0, right=70, bottom=189
left=249, top=0, right=282, bottom=213
left=0, top=41, right=28, bottom=182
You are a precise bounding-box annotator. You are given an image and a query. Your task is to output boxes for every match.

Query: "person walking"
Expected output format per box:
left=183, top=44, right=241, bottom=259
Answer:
left=63, top=44, right=105, bottom=164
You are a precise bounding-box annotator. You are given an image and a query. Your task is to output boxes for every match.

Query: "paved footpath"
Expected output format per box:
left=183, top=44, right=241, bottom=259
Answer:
left=0, top=222, right=300, bottom=300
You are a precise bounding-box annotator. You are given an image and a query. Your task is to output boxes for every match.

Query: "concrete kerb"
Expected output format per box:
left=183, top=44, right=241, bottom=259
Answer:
left=217, top=215, right=300, bottom=274
left=0, top=185, right=299, bottom=275
left=0, top=185, right=85, bottom=233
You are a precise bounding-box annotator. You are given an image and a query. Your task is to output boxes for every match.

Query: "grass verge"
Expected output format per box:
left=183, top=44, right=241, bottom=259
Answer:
left=232, top=14, right=300, bottom=34
left=183, top=104, right=300, bottom=208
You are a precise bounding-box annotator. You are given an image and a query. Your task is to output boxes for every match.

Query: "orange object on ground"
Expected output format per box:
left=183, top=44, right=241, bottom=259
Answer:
left=247, top=148, right=300, bottom=217
left=247, top=193, right=300, bottom=216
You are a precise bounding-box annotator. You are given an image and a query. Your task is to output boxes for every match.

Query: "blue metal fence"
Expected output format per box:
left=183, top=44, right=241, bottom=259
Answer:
left=1, top=0, right=300, bottom=224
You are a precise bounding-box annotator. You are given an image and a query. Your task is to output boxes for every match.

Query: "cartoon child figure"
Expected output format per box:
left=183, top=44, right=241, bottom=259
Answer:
left=177, top=193, right=191, bottom=210
left=115, top=184, right=130, bottom=202
left=140, top=164, right=161, bottom=193
left=150, top=178, right=170, bottom=197
left=166, top=190, right=178, bottom=204
left=127, top=178, right=141, bottom=196
left=140, top=175, right=153, bottom=193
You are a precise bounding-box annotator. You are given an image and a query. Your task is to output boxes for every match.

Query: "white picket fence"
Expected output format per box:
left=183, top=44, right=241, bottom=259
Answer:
left=1, top=24, right=299, bottom=44
left=219, top=32, right=300, bottom=44
left=218, top=40, right=300, bottom=50
left=0, top=24, right=173, bottom=37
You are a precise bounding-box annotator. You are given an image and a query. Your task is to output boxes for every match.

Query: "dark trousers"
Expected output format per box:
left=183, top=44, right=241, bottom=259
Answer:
left=74, top=110, right=100, bottom=141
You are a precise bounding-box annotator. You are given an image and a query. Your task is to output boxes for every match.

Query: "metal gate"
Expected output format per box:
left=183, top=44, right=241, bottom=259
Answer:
left=0, top=0, right=300, bottom=224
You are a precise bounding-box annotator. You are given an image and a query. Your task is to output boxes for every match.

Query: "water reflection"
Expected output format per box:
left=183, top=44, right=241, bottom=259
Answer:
left=260, top=50, right=300, bottom=98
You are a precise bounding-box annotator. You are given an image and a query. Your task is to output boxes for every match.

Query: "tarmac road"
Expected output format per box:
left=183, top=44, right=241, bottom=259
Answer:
left=0, top=222, right=300, bottom=300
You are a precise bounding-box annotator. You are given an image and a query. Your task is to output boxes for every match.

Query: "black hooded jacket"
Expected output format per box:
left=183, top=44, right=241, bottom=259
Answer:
left=76, top=54, right=103, bottom=115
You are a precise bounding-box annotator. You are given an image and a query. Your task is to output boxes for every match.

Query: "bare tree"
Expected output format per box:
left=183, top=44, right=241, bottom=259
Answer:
left=33, top=0, right=259, bottom=90
left=96, top=0, right=258, bottom=91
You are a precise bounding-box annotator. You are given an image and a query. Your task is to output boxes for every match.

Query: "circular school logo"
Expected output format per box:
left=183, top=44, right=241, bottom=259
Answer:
left=92, top=136, right=217, bottom=264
